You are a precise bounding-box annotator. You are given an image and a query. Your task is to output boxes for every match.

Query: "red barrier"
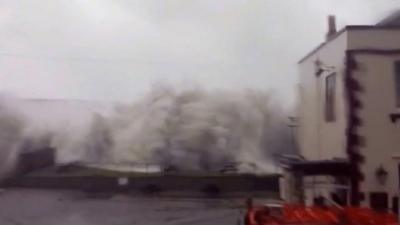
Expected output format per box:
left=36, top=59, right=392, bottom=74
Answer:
left=245, top=203, right=400, bottom=225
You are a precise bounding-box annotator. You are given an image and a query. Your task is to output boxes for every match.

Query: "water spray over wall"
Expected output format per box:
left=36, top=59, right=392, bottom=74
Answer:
left=85, top=85, right=294, bottom=173
left=0, top=85, right=295, bottom=175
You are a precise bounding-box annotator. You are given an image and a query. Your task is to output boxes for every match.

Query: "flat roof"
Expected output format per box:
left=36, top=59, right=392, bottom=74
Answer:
left=298, top=25, right=400, bottom=64
left=289, top=159, right=350, bottom=176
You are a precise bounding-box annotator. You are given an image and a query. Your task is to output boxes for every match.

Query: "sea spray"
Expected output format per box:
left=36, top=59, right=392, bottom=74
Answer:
left=84, top=85, right=293, bottom=173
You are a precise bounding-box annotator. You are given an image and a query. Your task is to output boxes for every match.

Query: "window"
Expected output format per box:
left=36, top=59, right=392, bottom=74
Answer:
left=392, top=196, right=398, bottom=215
left=325, top=73, right=336, bottom=122
left=370, top=192, right=388, bottom=211
left=394, top=61, right=400, bottom=107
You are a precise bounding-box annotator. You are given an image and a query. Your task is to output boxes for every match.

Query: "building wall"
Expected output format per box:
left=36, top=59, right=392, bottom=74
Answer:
left=297, top=27, right=400, bottom=207
left=349, top=29, right=400, bottom=50
left=352, top=52, right=400, bottom=208
left=298, top=28, right=400, bottom=162
left=298, top=32, right=348, bottom=161
left=346, top=28, right=400, bottom=208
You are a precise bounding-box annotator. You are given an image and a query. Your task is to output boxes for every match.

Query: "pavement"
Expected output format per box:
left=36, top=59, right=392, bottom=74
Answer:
left=0, top=188, right=248, bottom=225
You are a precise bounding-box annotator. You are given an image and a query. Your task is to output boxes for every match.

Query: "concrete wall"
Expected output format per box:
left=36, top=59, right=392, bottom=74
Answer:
left=15, top=148, right=55, bottom=176
left=298, top=32, right=348, bottom=161
left=8, top=173, right=280, bottom=198
left=352, top=52, right=400, bottom=207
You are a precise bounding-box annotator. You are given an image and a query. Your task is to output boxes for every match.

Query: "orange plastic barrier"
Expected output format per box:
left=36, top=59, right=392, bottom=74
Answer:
left=245, top=204, right=400, bottom=225
left=343, top=207, right=398, bottom=225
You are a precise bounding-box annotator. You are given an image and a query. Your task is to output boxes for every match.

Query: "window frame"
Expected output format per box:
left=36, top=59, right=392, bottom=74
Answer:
left=325, top=72, right=336, bottom=122
left=393, top=61, right=400, bottom=108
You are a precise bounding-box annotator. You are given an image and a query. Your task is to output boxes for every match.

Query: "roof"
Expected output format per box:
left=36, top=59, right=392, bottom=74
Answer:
left=298, top=25, right=400, bottom=64
left=289, top=159, right=350, bottom=176
left=376, top=10, right=400, bottom=26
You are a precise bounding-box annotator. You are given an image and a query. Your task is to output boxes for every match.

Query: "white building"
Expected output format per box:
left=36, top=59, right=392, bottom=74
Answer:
left=292, top=12, right=400, bottom=212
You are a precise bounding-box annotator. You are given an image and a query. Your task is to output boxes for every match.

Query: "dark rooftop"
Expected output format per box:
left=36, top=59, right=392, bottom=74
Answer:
left=377, top=10, right=400, bottom=26
left=289, top=159, right=350, bottom=176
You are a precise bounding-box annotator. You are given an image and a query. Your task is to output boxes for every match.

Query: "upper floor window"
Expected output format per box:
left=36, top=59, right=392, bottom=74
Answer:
left=325, top=73, right=336, bottom=122
left=394, top=61, right=400, bottom=107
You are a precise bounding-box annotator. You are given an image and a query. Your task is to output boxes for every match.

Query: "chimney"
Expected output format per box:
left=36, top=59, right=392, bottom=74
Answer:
left=326, top=15, right=337, bottom=40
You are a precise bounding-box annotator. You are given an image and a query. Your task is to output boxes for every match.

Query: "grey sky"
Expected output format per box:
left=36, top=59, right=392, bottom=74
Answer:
left=0, top=0, right=399, bottom=103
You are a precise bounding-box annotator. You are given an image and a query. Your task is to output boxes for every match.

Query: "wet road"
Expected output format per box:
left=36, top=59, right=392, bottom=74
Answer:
left=0, top=189, right=247, bottom=225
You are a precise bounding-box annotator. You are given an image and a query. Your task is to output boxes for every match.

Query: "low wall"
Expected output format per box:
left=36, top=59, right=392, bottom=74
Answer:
left=8, top=173, right=280, bottom=198
left=15, top=148, right=55, bottom=176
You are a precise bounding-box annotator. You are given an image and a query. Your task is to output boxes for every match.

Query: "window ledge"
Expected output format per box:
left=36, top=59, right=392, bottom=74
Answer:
left=389, top=113, right=400, bottom=123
